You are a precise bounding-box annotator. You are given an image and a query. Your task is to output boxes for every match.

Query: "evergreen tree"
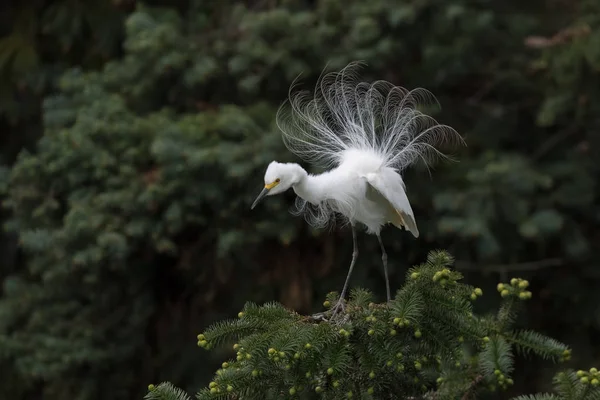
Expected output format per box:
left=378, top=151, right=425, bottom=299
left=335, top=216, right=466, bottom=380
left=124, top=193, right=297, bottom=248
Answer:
left=144, top=251, right=599, bottom=399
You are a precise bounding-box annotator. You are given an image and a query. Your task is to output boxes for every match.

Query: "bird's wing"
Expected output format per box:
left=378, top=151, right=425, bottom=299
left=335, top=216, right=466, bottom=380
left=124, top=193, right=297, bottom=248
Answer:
left=364, top=168, right=419, bottom=238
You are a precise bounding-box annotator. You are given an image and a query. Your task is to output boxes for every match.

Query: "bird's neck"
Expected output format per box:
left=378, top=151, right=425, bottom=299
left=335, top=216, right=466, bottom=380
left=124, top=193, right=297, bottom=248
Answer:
left=293, top=170, right=328, bottom=205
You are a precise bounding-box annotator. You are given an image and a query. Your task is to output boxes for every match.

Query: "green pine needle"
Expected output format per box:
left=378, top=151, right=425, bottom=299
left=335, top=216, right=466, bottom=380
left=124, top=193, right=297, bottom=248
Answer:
left=176, top=251, right=585, bottom=399
left=510, top=395, right=562, bottom=400
left=145, top=382, right=191, bottom=400
left=553, top=371, right=583, bottom=400
left=508, top=330, right=569, bottom=361
left=479, top=335, right=514, bottom=379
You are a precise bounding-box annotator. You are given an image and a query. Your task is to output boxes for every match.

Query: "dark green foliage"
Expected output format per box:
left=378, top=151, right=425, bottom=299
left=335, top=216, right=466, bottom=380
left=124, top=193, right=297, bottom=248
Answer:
left=510, top=370, right=600, bottom=400
left=151, top=250, right=571, bottom=399
left=0, top=0, right=126, bottom=123
left=0, top=0, right=600, bottom=399
left=146, top=382, right=192, bottom=400
left=0, top=5, right=295, bottom=398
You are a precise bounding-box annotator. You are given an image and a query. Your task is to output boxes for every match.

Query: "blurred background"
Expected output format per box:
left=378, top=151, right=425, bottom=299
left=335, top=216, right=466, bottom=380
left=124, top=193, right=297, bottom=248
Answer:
left=0, top=0, right=598, bottom=399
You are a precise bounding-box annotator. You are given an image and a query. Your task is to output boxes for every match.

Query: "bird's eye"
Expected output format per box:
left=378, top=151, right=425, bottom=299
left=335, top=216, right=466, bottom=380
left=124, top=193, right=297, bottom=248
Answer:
left=275, top=178, right=281, bottom=183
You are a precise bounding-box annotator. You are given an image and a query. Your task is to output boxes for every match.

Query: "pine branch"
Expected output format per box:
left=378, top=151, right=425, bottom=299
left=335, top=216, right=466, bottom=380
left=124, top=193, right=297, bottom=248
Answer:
left=553, top=371, right=583, bottom=400
left=460, top=374, right=484, bottom=400
left=567, top=369, right=600, bottom=400
left=149, top=251, right=589, bottom=400
left=510, top=395, right=562, bottom=400
left=479, top=335, right=514, bottom=384
left=145, top=383, right=192, bottom=400
left=508, top=330, right=569, bottom=361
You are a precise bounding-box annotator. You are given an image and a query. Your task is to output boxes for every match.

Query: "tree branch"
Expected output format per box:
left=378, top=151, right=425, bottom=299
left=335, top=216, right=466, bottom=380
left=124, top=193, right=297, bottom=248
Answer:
left=461, top=374, right=484, bottom=400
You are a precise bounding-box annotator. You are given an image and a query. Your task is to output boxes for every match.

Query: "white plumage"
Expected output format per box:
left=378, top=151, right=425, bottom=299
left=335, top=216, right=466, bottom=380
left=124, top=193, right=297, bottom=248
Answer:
left=251, top=62, right=463, bottom=314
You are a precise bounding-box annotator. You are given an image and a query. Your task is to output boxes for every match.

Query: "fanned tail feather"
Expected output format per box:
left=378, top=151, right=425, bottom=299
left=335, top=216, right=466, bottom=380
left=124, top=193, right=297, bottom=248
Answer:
left=276, top=62, right=465, bottom=172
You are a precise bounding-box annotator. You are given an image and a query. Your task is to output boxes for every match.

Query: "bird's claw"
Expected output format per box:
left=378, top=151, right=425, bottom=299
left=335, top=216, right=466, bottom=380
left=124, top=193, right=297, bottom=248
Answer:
left=330, top=298, right=346, bottom=318
left=307, top=298, right=349, bottom=323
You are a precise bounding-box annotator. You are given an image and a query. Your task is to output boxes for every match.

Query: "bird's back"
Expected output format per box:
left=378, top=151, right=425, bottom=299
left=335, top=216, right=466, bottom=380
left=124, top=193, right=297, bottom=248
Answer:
left=318, top=149, right=395, bottom=234
left=337, top=148, right=384, bottom=175
left=280, top=62, right=462, bottom=233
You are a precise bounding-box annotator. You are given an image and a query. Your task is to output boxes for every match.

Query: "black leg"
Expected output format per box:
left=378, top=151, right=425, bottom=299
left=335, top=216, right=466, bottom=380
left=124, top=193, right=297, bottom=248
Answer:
left=377, top=234, right=391, bottom=302
left=332, top=224, right=358, bottom=315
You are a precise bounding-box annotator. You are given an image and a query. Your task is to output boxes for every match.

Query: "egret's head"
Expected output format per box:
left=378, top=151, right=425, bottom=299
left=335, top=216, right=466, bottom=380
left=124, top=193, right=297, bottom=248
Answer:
left=250, top=161, right=303, bottom=209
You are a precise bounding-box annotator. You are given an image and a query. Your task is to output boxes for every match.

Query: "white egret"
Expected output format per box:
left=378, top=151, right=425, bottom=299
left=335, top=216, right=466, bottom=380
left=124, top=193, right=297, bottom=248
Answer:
left=251, top=62, right=463, bottom=314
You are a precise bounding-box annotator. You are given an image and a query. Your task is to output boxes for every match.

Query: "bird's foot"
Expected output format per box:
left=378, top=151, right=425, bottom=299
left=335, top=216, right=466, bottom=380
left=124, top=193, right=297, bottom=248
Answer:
left=307, top=298, right=347, bottom=323
left=330, top=298, right=346, bottom=318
